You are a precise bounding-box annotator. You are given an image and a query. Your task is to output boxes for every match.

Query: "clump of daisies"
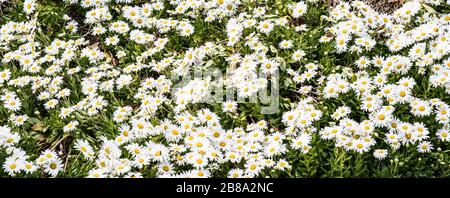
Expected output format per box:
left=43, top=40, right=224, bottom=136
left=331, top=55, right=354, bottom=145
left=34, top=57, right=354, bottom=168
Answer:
left=2, top=0, right=450, bottom=178
left=1, top=125, right=63, bottom=177
left=320, top=0, right=450, bottom=155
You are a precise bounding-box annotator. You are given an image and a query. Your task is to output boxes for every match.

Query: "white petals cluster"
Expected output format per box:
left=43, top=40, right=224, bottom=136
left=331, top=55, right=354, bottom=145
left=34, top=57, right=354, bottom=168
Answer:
left=319, top=0, right=450, bottom=156
left=2, top=0, right=450, bottom=178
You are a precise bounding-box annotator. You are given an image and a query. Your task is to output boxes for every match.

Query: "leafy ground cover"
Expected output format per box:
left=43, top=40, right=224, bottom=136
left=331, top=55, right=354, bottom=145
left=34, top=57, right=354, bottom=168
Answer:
left=1, top=0, right=450, bottom=178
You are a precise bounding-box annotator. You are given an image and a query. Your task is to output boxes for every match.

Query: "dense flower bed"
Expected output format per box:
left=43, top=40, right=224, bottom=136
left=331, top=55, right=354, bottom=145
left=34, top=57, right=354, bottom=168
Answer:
left=1, top=0, right=450, bottom=178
